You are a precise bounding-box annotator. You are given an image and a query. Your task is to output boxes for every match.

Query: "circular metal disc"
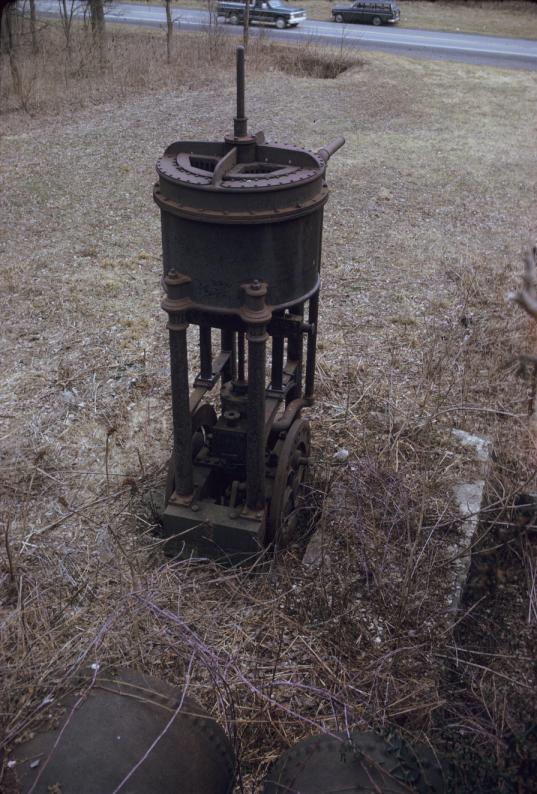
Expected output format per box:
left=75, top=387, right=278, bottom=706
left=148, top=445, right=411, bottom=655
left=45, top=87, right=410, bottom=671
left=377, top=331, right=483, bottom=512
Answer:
left=10, top=669, right=235, bottom=794
left=266, top=417, right=311, bottom=547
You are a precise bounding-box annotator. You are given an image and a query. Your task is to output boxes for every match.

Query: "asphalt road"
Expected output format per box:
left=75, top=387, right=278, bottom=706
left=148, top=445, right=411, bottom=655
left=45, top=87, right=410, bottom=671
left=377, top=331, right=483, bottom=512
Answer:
left=35, top=0, right=537, bottom=70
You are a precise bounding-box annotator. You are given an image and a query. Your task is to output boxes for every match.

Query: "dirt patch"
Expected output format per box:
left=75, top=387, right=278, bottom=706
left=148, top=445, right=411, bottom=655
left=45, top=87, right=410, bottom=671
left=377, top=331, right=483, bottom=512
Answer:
left=268, top=46, right=357, bottom=78
left=1, top=23, right=537, bottom=793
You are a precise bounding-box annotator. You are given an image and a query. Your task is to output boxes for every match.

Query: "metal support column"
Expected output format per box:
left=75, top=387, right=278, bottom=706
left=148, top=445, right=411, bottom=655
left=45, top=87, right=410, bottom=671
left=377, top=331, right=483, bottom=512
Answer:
left=200, top=324, right=212, bottom=381
left=270, top=311, right=284, bottom=392
left=246, top=324, right=268, bottom=512
left=168, top=312, right=194, bottom=500
left=237, top=330, right=246, bottom=384
left=286, top=301, right=304, bottom=404
left=221, top=329, right=237, bottom=383
left=305, top=289, right=319, bottom=404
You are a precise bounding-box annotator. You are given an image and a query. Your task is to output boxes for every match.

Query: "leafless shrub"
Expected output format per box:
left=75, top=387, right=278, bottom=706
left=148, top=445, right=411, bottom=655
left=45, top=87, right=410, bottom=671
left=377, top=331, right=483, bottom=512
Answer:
left=1, top=2, right=36, bottom=111
left=57, top=0, right=79, bottom=57
left=510, top=246, right=537, bottom=326
left=0, top=22, right=361, bottom=120
left=88, top=0, right=106, bottom=68
left=507, top=246, right=537, bottom=630
left=164, top=0, right=173, bottom=63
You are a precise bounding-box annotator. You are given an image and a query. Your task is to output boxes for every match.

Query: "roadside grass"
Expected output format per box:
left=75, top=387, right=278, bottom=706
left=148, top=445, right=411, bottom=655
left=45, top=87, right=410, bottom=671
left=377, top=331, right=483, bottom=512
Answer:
left=304, top=0, right=537, bottom=37
left=1, top=20, right=537, bottom=792
left=153, top=0, right=537, bottom=38
left=396, top=0, right=537, bottom=37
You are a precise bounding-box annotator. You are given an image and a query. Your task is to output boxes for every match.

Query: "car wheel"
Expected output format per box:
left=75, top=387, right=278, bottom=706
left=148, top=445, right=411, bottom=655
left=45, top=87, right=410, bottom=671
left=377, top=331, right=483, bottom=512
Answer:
left=229, top=12, right=239, bottom=24
left=334, top=13, right=344, bottom=22
left=372, top=15, right=382, bottom=25
left=275, top=16, right=286, bottom=29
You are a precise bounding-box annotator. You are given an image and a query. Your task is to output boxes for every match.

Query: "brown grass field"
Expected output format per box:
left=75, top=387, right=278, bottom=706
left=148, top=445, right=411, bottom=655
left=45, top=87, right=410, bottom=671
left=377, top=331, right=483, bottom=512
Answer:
left=1, top=16, right=537, bottom=792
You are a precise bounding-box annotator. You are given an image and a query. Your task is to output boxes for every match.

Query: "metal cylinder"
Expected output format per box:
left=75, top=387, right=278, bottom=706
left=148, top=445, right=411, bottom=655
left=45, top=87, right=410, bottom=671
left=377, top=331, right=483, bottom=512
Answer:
left=158, top=209, right=324, bottom=312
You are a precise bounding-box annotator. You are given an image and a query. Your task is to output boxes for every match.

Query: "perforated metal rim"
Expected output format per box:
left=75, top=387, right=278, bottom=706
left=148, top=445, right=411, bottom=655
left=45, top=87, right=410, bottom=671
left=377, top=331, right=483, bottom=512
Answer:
left=157, top=141, right=325, bottom=192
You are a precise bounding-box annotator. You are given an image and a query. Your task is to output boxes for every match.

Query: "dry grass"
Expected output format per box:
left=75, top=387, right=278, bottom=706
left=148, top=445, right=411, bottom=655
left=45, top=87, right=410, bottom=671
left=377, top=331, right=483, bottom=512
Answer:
left=396, top=0, right=537, bottom=37
left=1, top=19, right=537, bottom=793
left=0, top=18, right=359, bottom=119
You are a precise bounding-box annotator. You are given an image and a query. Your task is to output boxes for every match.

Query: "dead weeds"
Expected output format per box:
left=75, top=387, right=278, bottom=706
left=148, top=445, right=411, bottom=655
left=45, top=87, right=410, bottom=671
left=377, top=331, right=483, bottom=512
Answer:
left=1, top=21, right=537, bottom=793
left=0, top=18, right=360, bottom=122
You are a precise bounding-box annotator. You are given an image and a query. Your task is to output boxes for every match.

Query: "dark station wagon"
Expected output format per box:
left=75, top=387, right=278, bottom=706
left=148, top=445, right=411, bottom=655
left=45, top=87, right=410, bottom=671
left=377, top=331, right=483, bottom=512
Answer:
left=331, top=1, right=400, bottom=25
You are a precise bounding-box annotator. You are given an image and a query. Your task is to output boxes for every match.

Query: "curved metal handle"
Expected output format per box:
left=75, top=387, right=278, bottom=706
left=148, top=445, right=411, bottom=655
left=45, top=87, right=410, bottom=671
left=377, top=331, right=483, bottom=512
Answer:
left=316, top=136, right=345, bottom=163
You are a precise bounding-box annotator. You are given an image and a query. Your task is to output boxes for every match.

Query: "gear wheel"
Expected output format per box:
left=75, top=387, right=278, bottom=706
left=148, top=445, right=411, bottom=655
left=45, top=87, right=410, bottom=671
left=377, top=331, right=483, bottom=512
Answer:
left=266, top=417, right=311, bottom=547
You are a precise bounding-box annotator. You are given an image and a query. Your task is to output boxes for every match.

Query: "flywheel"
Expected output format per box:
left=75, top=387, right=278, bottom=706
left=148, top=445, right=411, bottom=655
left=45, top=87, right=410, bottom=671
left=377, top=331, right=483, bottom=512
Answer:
left=266, top=417, right=311, bottom=548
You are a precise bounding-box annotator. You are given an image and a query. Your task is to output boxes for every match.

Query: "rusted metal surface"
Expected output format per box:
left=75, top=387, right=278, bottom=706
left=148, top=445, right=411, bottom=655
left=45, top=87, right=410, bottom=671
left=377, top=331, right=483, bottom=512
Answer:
left=154, top=46, right=343, bottom=560
left=263, top=730, right=444, bottom=793
left=11, top=670, right=235, bottom=794
left=266, top=417, right=311, bottom=547
left=168, top=313, right=193, bottom=502
left=154, top=49, right=343, bottom=314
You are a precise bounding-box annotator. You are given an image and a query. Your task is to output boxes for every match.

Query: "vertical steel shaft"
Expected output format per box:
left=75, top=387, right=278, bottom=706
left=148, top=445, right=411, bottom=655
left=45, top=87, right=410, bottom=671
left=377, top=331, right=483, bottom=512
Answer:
left=200, top=325, right=212, bottom=381
left=305, top=290, right=319, bottom=403
left=286, top=302, right=304, bottom=403
left=237, top=330, right=246, bottom=383
left=234, top=46, right=248, bottom=138
left=168, top=316, right=193, bottom=498
left=237, top=46, right=245, bottom=118
left=221, top=329, right=237, bottom=383
left=246, top=326, right=267, bottom=512
left=271, top=316, right=284, bottom=392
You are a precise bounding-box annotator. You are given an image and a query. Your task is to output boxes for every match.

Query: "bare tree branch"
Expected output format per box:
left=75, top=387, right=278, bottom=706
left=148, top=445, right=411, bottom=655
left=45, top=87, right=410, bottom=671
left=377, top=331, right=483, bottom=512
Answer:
left=510, top=245, right=537, bottom=320
left=164, top=0, right=173, bottom=63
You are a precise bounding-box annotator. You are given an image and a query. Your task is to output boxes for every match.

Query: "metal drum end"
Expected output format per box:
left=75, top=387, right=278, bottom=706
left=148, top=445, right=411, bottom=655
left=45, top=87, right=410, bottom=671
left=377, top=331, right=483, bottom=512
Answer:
left=262, top=730, right=445, bottom=794
left=10, top=669, right=235, bottom=794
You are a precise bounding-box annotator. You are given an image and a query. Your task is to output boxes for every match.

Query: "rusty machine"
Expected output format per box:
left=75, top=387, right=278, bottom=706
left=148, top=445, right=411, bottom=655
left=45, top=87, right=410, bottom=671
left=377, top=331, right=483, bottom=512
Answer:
left=154, top=47, right=344, bottom=560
